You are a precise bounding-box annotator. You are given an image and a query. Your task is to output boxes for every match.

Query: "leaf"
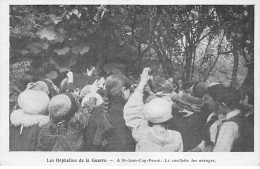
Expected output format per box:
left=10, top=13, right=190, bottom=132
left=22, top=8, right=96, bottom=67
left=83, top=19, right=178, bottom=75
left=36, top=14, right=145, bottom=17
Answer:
left=124, top=25, right=131, bottom=31
left=36, top=27, right=56, bottom=40
left=46, top=71, right=58, bottom=80
left=71, top=44, right=89, bottom=55
left=26, top=32, right=36, bottom=38
left=54, top=47, right=70, bottom=55
left=49, top=57, right=56, bottom=64
left=48, top=14, right=56, bottom=19
left=128, top=45, right=137, bottom=54
left=30, top=48, right=41, bottom=54
left=57, top=28, right=65, bottom=34
left=72, top=46, right=81, bottom=54
left=54, top=33, right=65, bottom=43
left=53, top=18, right=62, bottom=24
left=119, top=7, right=126, bottom=14
left=77, top=13, right=81, bottom=19
left=80, top=45, right=90, bottom=54
left=113, top=13, right=125, bottom=23
left=24, top=73, right=33, bottom=80
left=69, top=56, right=78, bottom=66
left=14, top=16, right=23, bottom=20
left=42, top=43, right=49, bottom=50
left=136, top=15, right=145, bottom=21
left=54, top=64, right=59, bottom=69
left=103, top=63, right=126, bottom=74
left=26, top=43, right=43, bottom=54
left=58, top=66, right=70, bottom=73
left=72, top=9, right=78, bottom=15
left=20, top=50, right=29, bottom=55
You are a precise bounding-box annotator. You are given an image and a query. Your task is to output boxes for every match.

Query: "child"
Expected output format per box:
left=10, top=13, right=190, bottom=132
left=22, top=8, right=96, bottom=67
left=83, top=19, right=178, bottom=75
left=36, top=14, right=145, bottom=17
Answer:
left=124, top=68, right=183, bottom=152
left=10, top=90, right=50, bottom=151
left=84, top=74, right=136, bottom=152
left=36, top=92, right=90, bottom=151
left=190, top=85, right=249, bottom=152
left=26, top=79, right=59, bottom=98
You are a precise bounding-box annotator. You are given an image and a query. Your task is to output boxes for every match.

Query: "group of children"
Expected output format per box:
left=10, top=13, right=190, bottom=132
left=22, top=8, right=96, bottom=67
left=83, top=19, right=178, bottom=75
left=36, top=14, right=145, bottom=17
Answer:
left=9, top=67, right=254, bottom=152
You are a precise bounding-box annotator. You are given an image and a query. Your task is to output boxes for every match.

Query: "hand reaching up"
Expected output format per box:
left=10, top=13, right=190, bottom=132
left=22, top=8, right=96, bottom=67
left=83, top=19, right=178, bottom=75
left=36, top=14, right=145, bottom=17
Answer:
left=67, top=71, right=73, bottom=83
left=26, top=82, right=35, bottom=90
left=97, top=77, right=105, bottom=89
left=136, top=67, right=151, bottom=92
left=87, top=67, right=95, bottom=76
left=90, top=79, right=99, bottom=93
left=140, top=67, right=150, bottom=85
left=178, top=109, right=194, bottom=117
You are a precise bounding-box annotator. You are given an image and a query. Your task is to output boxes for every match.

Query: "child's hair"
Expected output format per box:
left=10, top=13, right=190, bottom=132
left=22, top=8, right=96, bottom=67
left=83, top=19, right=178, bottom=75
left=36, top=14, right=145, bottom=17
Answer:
left=104, top=74, right=132, bottom=99
left=182, top=81, right=195, bottom=91
left=172, top=80, right=179, bottom=93
left=192, top=82, right=207, bottom=98
left=207, top=85, right=240, bottom=109
left=160, top=78, right=175, bottom=93
left=103, top=74, right=132, bottom=114
left=207, top=84, right=226, bottom=101
left=218, top=87, right=241, bottom=110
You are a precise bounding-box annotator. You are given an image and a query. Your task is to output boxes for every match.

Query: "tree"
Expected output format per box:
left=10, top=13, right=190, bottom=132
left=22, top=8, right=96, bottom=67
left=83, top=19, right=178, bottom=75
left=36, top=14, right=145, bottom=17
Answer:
left=215, top=5, right=254, bottom=89
left=9, top=5, right=253, bottom=95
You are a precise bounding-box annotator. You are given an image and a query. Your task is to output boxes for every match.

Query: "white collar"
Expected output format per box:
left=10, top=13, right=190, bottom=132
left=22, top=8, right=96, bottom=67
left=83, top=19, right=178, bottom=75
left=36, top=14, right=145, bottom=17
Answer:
left=226, top=109, right=241, bottom=120
left=10, top=109, right=49, bottom=128
left=207, top=112, right=226, bottom=122
left=207, top=112, right=216, bottom=122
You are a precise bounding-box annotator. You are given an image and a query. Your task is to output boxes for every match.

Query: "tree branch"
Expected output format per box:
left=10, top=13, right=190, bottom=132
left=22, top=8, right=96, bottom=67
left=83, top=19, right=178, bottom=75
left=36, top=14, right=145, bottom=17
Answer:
left=197, top=30, right=214, bottom=43
left=203, top=30, right=226, bottom=81
left=219, top=50, right=233, bottom=55
left=199, top=36, right=213, bottom=80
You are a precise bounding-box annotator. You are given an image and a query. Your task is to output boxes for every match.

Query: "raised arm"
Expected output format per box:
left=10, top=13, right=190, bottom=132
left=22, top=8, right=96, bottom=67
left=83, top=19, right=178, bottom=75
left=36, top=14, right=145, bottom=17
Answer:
left=123, top=68, right=151, bottom=131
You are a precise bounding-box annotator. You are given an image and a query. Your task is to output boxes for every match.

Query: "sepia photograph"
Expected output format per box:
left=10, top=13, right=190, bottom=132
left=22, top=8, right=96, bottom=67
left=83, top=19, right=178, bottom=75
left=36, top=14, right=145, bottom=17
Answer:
left=1, top=0, right=259, bottom=166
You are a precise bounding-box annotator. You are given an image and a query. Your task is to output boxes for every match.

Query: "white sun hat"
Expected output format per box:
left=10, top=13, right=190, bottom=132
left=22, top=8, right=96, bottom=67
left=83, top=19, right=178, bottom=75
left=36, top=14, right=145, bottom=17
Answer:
left=18, top=90, right=50, bottom=115
left=144, top=97, right=173, bottom=124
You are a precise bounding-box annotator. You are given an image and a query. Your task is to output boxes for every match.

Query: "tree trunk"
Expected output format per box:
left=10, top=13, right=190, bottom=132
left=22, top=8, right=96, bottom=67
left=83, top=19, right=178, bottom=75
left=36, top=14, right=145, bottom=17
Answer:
left=240, top=62, right=254, bottom=100
left=156, top=49, right=169, bottom=79
left=230, top=42, right=239, bottom=88
left=184, top=47, right=193, bottom=81
left=190, top=48, right=196, bottom=80
left=199, top=36, right=213, bottom=81
left=203, top=30, right=226, bottom=82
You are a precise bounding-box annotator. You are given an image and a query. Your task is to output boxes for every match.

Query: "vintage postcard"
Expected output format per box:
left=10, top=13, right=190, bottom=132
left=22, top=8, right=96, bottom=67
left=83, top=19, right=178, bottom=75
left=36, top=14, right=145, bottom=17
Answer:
left=0, top=0, right=260, bottom=166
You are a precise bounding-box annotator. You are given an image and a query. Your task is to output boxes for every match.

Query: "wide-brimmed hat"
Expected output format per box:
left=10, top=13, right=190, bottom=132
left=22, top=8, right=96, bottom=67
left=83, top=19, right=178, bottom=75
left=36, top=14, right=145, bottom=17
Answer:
left=81, top=92, right=103, bottom=107
left=80, top=85, right=92, bottom=97
left=39, top=79, right=55, bottom=93
left=48, top=93, right=78, bottom=123
left=27, top=79, right=54, bottom=95
left=18, top=90, right=50, bottom=115
left=144, top=98, right=173, bottom=124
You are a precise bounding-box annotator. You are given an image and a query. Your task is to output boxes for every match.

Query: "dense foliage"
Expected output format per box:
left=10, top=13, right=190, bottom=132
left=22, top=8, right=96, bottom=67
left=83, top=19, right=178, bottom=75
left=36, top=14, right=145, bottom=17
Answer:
left=9, top=5, right=254, bottom=95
